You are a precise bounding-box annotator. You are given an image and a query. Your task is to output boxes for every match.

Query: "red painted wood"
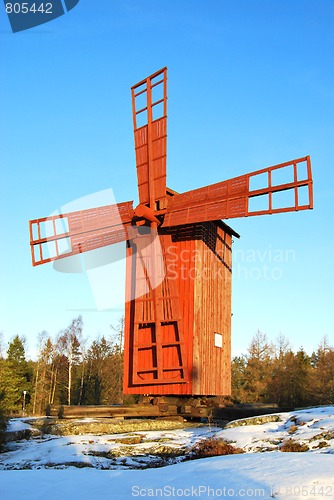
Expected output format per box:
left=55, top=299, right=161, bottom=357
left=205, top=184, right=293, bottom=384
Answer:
left=132, top=68, right=167, bottom=207
left=162, top=156, right=313, bottom=227
left=29, top=202, right=134, bottom=266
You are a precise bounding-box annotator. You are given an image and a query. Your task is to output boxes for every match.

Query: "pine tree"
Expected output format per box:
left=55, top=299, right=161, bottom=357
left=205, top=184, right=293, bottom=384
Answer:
left=0, top=390, right=8, bottom=449
left=0, top=336, right=32, bottom=414
left=85, top=337, right=113, bottom=404
left=0, top=350, right=7, bottom=438
left=231, top=356, right=248, bottom=403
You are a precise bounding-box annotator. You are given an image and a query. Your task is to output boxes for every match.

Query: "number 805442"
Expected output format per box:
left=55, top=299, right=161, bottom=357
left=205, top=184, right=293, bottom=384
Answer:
left=5, top=3, right=53, bottom=14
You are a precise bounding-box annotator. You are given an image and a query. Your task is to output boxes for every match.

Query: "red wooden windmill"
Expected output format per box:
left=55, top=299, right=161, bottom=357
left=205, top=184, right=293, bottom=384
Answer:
left=29, top=67, right=313, bottom=397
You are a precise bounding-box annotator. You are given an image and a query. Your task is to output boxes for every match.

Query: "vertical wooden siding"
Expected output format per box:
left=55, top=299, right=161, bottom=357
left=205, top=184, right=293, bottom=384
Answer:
left=123, top=243, right=134, bottom=393
left=193, top=224, right=232, bottom=395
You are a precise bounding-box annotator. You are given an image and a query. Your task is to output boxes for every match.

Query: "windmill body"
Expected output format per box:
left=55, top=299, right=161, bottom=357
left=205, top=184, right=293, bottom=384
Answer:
left=123, top=219, right=235, bottom=396
left=29, top=68, right=313, bottom=397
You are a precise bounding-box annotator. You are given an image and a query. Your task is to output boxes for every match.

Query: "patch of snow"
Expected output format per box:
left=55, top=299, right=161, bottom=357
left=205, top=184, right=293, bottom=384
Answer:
left=6, top=419, right=34, bottom=433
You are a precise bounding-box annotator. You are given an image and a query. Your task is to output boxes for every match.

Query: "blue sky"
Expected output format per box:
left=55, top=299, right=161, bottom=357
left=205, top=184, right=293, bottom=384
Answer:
left=0, top=0, right=333, bottom=358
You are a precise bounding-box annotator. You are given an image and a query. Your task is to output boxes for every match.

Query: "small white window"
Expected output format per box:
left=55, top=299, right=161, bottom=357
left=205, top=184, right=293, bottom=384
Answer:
left=214, top=333, right=223, bottom=348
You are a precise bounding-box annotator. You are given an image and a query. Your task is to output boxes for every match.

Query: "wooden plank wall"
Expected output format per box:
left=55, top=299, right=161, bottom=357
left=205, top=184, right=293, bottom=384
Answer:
left=123, top=243, right=135, bottom=393
left=193, top=223, right=232, bottom=395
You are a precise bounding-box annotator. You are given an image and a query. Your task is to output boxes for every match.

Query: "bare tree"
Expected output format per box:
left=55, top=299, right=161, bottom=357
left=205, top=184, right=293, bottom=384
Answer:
left=110, top=316, right=124, bottom=353
left=244, top=330, right=274, bottom=402
left=109, top=317, right=125, bottom=404
left=58, top=316, right=83, bottom=406
left=32, top=331, right=49, bottom=414
left=0, top=332, right=4, bottom=360
left=77, top=337, right=87, bottom=405
left=274, top=333, right=291, bottom=360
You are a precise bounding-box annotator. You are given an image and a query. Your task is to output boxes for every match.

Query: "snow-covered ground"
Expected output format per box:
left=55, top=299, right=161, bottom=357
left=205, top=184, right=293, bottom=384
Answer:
left=218, top=406, right=334, bottom=453
left=1, top=407, right=334, bottom=499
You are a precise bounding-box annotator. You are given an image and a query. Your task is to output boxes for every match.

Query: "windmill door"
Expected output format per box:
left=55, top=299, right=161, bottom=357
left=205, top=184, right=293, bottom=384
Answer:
left=126, top=233, right=188, bottom=387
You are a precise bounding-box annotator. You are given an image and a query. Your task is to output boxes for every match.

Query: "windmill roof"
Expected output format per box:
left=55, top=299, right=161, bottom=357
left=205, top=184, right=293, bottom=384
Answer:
left=217, top=220, right=240, bottom=239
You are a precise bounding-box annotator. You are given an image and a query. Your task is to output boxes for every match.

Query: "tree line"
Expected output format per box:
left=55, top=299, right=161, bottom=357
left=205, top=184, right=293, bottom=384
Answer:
left=232, top=331, right=334, bottom=408
left=0, top=316, right=129, bottom=417
left=1, top=321, right=334, bottom=419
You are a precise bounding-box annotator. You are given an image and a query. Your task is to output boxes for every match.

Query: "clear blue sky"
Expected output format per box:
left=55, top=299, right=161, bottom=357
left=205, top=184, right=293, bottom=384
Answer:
left=1, top=0, right=333, bottom=358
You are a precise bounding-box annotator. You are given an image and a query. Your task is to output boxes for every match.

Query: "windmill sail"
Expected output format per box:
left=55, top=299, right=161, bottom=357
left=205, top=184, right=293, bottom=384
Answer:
left=29, top=201, right=134, bottom=266
left=132, top=67, right=167, bottom=209
left=162, top=156, right=313, bottom=227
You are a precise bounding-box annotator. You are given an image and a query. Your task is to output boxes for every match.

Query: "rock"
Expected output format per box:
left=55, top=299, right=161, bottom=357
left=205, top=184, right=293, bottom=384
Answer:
left=24, top=417, right=203, bottom=436
left=113, top=435, right=143, bottom=445
left=309, top=431, right=334, bottom=442
left=226, top=414, right=281, bottom=428
left=4, top=427, right=40, bottom=443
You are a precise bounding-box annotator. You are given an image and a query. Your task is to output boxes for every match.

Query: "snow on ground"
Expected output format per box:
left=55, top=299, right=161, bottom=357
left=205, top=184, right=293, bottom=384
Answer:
left=1, top=407, right=334, bottom=500
left=6, top=418, right=35, bottom=433
left=1, top=453, right=334, bottom=500
left=217, top=406, right=334, bottom=453
left=1, top=426, right=213, bottom=470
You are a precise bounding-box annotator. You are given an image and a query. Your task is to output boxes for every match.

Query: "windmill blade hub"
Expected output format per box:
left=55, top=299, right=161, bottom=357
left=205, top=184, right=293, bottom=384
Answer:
left=134, top=203, right=161, bottom=225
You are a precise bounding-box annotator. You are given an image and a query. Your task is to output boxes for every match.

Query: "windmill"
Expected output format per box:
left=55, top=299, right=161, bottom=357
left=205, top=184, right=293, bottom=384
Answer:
left=29, top=67, right=313, bottom=398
